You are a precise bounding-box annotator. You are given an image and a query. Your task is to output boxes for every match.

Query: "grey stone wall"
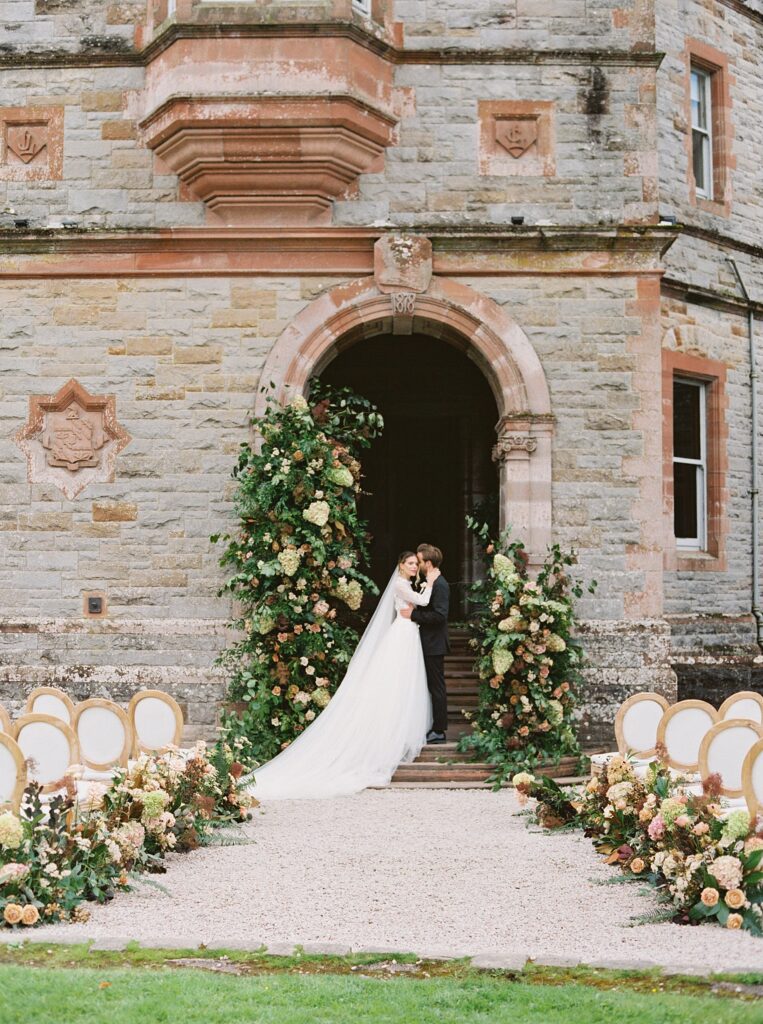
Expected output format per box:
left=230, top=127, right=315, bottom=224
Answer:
left=655, top=0, right=763, bottom=673
left=0, top=0, right=144, bottom=55
left=0, top=59, right=658, bottom=230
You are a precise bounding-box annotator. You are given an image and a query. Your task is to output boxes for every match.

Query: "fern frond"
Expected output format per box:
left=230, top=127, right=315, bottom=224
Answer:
left=127, top=872, right=172, bottom=897
left=625, top=907, right=676, bottom=927
left=200, top=828, right=253, bottom=847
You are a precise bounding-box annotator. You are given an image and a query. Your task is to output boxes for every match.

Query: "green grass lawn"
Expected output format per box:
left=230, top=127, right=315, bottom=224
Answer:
left=2, top=963, right=762, bottom=1024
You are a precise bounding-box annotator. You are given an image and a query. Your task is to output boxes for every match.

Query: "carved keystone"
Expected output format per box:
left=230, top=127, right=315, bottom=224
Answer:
left=374, top=235, right=433, bottom=294
left=14, top=380, right=131, bottom=500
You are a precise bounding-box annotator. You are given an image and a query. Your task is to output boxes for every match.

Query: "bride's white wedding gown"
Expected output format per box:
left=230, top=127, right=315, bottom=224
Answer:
left=249, top=573, right=433, bottom=799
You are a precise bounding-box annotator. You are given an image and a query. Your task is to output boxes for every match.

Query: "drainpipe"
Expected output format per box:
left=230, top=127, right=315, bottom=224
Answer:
left=727, top=258, right=763, bottom=650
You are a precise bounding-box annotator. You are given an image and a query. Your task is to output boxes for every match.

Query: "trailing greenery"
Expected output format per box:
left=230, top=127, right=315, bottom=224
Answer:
left=212, top=381, right=383, bottom=765
left=459, top=520, right=596, bottom=787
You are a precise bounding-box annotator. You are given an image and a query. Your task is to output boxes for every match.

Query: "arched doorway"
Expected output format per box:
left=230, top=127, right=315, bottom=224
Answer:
left=319, top=333, right=500, bottom=616
left=253, top=275, right=554, bottom=564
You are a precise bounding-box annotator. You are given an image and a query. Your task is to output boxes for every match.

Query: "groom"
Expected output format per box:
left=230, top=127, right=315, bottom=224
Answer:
left=401, top=543, right=450, bottom=745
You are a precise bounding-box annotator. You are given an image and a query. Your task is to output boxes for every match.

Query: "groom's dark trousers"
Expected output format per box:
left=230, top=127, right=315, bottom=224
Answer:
left=411, top=575, right=450, bottom=735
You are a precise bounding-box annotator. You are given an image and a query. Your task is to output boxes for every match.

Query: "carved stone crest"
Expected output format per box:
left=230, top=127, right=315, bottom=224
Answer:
left=492, top=434, right=538, bottom=462
left=5, top=125, right=47, bottom=165
left=43, top=404, right=105, bottom=470
left=14, top=380, right=131, bottom=499
left=0, top=106, right=63, bottom=181
left=495, top=118, right=538, bottom=159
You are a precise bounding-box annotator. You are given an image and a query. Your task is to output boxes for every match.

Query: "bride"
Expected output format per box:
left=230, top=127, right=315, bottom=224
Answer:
left=249, top=551, right=438, bottom=799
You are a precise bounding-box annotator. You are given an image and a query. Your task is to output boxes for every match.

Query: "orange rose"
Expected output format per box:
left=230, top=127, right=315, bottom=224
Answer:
left=727, top=913, right=743, bottom=930
left=630, top=858, right=645, bottom=874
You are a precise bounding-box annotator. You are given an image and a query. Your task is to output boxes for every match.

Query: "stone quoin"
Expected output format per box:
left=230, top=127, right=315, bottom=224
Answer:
left=0, top=0, right=761, bottom=747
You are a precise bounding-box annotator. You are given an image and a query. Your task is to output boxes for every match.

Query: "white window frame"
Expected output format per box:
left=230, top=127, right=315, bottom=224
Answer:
left=690, top=67, right=713, bottom=200
left=167, top=0, right=177, bottom=16
left=673, top=377, right=708, bottom=551
left=352, top=0, right=372, bottom=15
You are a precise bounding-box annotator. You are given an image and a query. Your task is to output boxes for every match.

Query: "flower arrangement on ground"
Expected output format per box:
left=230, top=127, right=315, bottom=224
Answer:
left=515, top=754, right=763, bottom=935
left=212, top=380, right=383, bottom=764
left=459, top=521, right=596, bottom=786
left=0, top=741, right=254, bottom=929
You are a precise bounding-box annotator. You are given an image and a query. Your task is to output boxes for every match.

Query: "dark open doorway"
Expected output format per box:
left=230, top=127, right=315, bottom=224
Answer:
left=319, top=333, right=499, bottom=618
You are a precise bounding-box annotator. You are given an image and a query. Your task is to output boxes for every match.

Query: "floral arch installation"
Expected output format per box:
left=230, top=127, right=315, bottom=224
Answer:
left=254, top=277, right=553, bottom=559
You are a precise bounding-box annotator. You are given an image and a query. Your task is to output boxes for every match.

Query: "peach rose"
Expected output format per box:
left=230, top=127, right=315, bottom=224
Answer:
left=630, top=858, right=645, bottom=874
left=700, top=887, right=719, bottom=907
left=692, top=821, right=709, bottom=836
left=727, top=913, right=743, bottom=930
left=21, top=905, right=39, bottom=926
left=3, top=903, right=23, bottom=925
left=725, top=889, right=745, bottom=910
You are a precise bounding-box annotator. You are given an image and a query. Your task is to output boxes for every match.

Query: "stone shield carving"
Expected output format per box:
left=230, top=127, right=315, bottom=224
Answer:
left=14, top=380, right=131, bottom=499
left=5, top=125, right=47, bottom=165
left=495, top=118, right=538, bottom=159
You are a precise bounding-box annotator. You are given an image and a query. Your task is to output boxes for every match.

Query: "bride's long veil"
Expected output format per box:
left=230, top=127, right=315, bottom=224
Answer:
left=250, top=572, right=399, bottom=786
left=334, top=571, right=397, bottom=693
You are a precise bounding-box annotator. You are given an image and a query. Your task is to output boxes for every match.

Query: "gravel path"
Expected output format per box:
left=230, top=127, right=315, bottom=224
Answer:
left=28, top=789, right=763, bottom=972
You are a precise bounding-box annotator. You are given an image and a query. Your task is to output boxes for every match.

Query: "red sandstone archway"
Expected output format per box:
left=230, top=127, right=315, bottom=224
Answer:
left=254, top=276, right=553, bottom=559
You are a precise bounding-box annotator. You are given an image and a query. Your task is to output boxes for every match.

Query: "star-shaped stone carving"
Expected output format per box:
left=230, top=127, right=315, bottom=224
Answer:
left=14, top=379, right=131, bottom=499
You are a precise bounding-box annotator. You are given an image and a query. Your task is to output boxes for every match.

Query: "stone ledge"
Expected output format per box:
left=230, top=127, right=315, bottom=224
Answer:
left=0, top=617, right=232, bottom=636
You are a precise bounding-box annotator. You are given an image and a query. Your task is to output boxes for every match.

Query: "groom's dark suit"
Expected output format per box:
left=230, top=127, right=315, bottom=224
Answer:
left=411, top=575, right=450, bottom=735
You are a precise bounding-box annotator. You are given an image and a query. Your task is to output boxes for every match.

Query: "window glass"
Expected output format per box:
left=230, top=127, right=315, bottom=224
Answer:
left=674, top=463, right=699, bottom=540
left=690, top=67, right=712, bottom=198
left=690, top=70, right=707, bottom=130
left=673, top=378, right=706, bottom=547
left=673, top=380, right=701, bottom=460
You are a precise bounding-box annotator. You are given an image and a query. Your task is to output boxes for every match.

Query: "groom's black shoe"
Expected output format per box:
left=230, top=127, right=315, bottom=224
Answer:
left=426, top=731, right=447, bottom=745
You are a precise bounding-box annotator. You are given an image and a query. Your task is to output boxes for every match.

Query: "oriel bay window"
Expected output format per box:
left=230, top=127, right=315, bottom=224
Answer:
left=673, top=378, right=707, bottom=548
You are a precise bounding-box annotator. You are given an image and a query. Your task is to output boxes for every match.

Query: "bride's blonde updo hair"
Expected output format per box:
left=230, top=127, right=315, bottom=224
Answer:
left=397, top=550, right=417, bottom=576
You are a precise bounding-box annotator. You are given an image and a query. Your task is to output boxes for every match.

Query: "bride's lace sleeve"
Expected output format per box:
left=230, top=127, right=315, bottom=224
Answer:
left=395, top=577, right=432, bottom=607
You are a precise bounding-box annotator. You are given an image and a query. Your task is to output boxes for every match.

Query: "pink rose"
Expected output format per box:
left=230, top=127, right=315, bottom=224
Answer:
left=675, top=814, right=691, bottom=828
left=693, top=821, right=710, bottom=836
left=648, top=815, right=666, bottom=840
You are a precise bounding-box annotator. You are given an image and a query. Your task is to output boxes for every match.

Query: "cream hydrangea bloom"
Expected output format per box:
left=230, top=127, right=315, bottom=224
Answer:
left=303, top=501, right=330, bottom=527
left=0, top=812, right=23, bottom=851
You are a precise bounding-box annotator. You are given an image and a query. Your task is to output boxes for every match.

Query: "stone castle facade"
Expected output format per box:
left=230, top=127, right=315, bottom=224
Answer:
left=1, top=0, right=761, bottom=744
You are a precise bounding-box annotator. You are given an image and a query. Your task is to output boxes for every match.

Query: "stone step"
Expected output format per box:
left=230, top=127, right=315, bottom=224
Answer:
left=386, top=777, right=588, bottom=790
left=391, top=753, right=583, bottom=785
left=414, top=742, right=473, bottom=763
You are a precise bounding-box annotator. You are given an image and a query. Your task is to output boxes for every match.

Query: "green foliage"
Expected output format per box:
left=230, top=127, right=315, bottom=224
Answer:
left=212, top=382, right=383, bottom=764
left=459, top=520, right=596, bottom=786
